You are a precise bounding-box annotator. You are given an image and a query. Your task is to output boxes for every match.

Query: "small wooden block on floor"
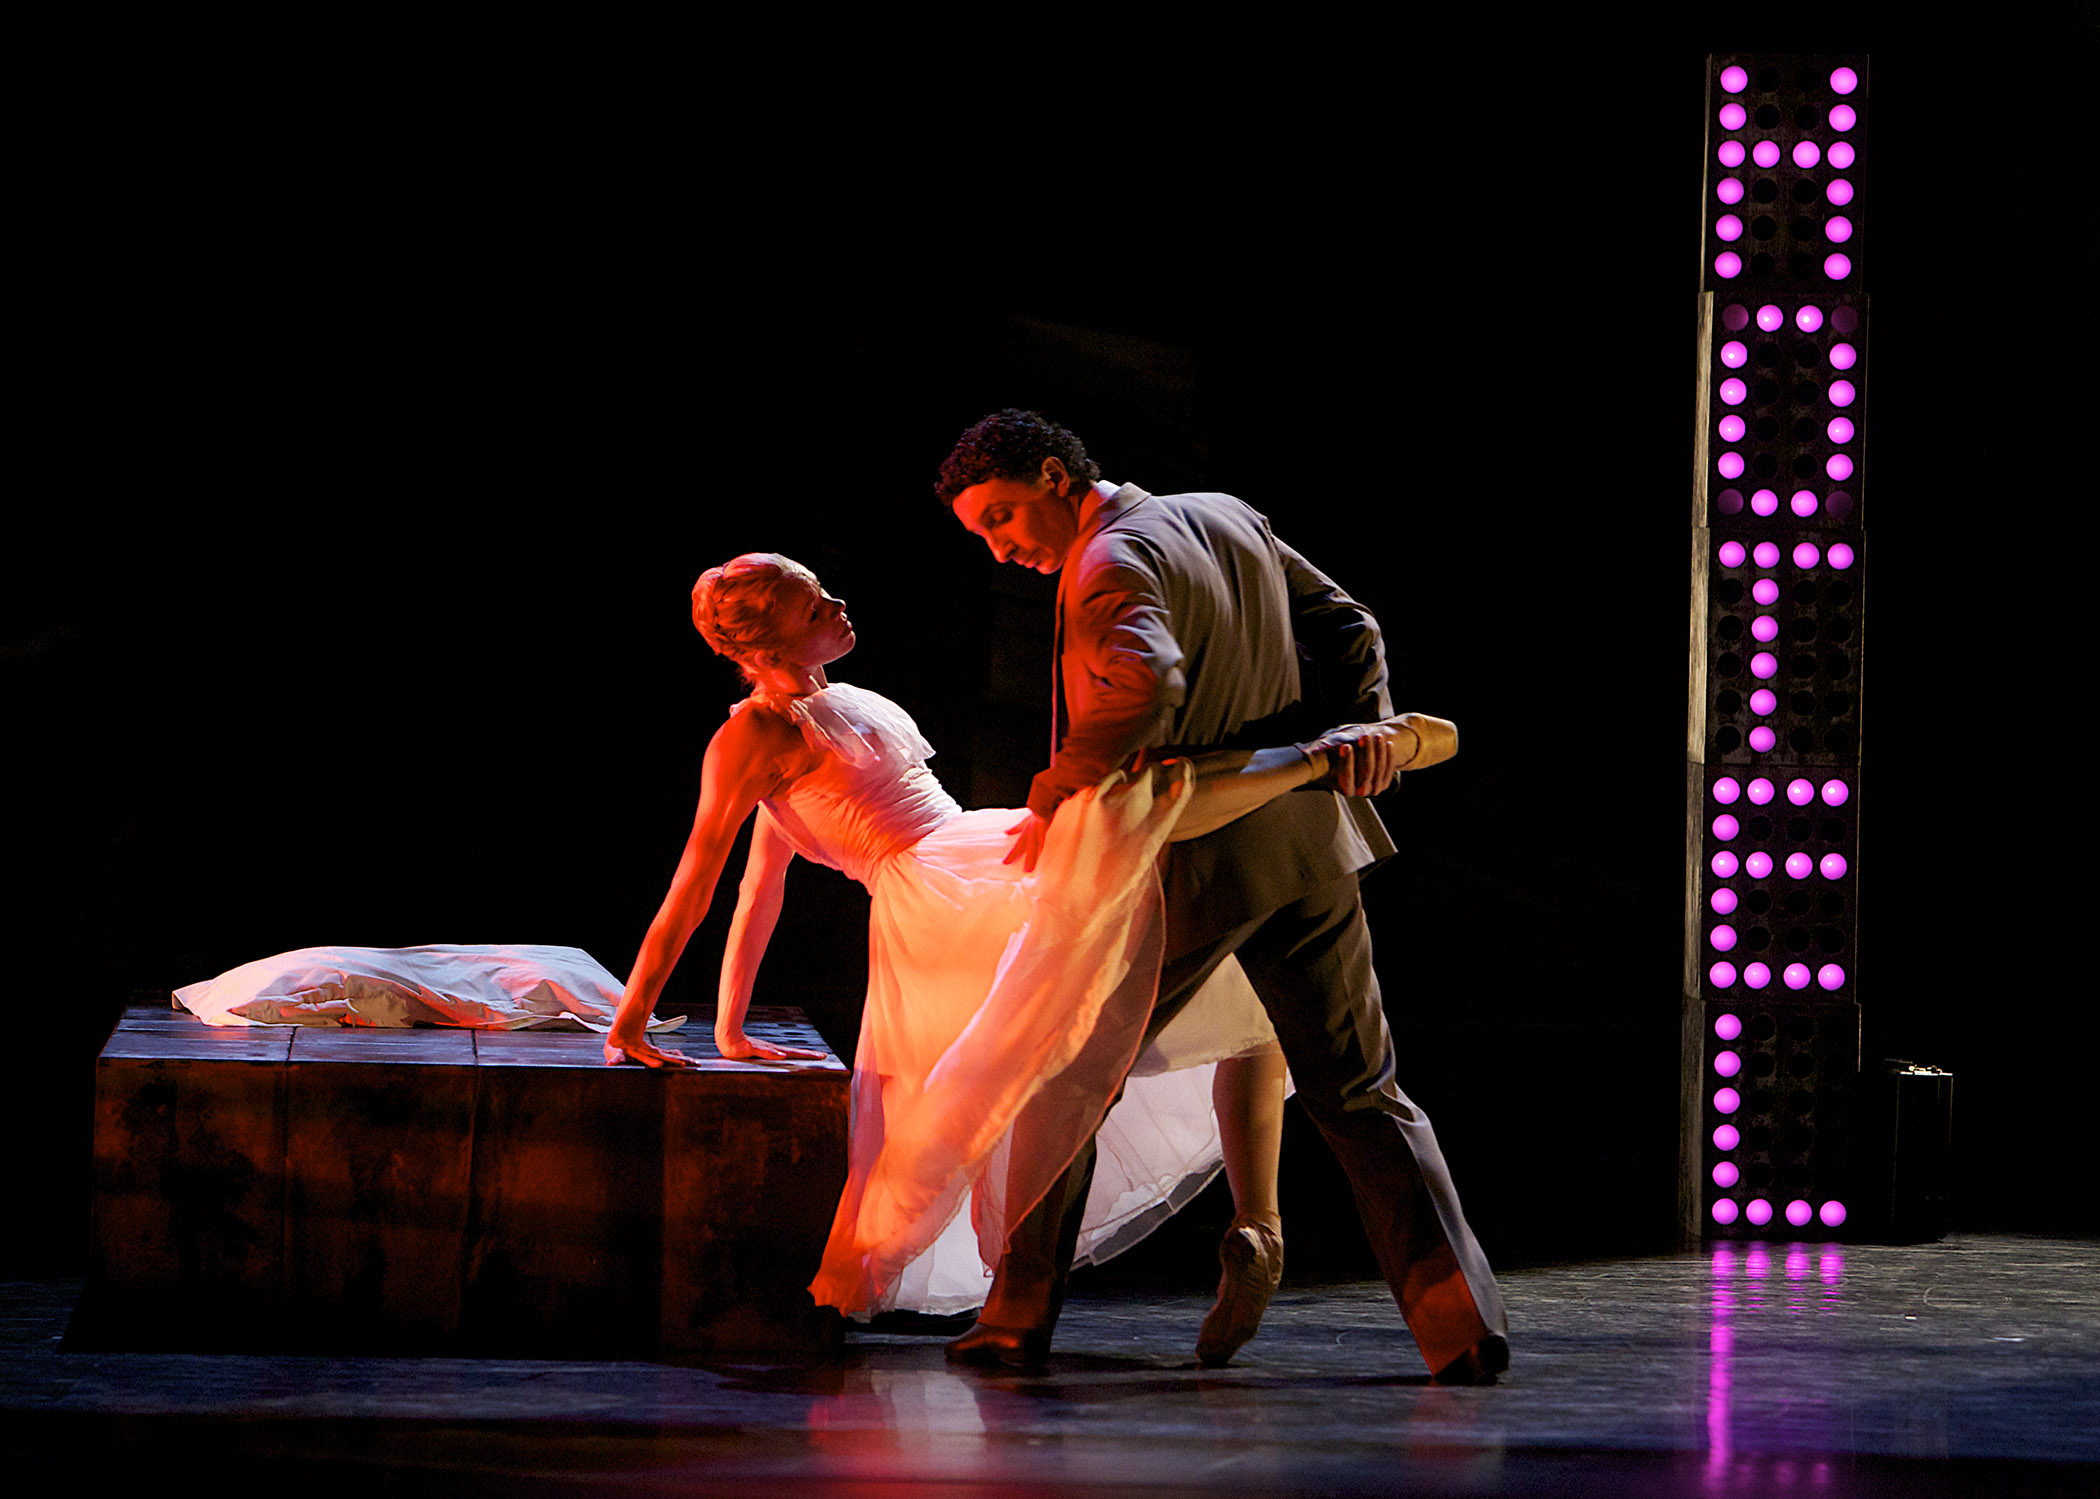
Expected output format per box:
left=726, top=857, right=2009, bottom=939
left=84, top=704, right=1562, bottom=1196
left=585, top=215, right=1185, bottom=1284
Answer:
left=85, top=1006, right=848, bottom=1356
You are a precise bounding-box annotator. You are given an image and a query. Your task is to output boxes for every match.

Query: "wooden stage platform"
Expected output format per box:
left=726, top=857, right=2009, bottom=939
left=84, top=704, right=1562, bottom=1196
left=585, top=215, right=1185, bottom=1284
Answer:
left=82, top=1005, right=849, bottom=1356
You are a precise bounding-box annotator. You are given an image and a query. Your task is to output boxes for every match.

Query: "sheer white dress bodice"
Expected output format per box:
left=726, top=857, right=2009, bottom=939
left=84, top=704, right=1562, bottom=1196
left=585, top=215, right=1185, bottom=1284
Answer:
left=744, top=683, right=962, bottom=885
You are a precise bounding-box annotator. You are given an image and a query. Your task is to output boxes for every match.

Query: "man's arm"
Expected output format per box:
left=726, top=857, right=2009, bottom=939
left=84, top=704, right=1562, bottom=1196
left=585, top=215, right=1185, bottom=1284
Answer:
left=1279, top=536, right=1391, bottom=726
left=1024, top=556, right=1182, bottom=821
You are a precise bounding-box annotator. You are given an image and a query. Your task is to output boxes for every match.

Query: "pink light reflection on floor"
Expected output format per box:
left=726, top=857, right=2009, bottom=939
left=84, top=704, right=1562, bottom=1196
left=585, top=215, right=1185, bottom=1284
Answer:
left=1707, top=1239, right=1846, bottom=1479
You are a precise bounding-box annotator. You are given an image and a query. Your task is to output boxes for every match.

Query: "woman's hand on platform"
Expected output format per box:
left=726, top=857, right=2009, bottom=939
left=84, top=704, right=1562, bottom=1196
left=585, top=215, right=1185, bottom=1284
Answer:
left=603, top=1028, right=697, bottom=1069
left=714, top=1025, right=826, bottom=1063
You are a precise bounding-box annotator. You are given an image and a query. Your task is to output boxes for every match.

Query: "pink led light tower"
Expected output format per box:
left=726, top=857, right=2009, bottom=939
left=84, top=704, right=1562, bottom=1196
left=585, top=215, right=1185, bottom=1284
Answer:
left=1685, top=55, right=1868, bottom=1244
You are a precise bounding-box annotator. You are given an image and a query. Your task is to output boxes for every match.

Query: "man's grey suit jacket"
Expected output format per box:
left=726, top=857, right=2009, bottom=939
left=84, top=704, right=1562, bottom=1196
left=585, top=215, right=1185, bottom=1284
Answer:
left=1035, top=483, right=1398, bottom=956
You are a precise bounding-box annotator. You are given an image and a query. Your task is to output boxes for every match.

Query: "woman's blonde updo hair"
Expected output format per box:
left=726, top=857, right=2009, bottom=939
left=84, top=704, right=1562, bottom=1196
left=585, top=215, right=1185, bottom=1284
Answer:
left=692, top=552, right=818, bottom=683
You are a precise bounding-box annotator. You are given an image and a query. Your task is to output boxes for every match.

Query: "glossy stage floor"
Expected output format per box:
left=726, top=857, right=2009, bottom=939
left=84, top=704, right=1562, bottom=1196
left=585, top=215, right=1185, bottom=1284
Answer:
left=4, top=1234, right=2092, bottom=1497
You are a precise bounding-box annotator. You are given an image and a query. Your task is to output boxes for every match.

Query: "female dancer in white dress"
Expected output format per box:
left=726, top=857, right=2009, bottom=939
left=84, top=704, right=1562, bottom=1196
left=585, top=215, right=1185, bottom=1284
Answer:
left=602, top=554, right=1451, bottom=1360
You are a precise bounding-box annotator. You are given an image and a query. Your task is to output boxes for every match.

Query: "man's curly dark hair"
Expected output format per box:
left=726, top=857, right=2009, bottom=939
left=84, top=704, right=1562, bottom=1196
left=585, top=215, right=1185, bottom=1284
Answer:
left=934, top=409, right=1102, bottom=507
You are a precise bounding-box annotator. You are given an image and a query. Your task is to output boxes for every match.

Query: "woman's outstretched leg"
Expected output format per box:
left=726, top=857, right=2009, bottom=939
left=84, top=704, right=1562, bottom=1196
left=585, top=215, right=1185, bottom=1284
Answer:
left=1200, top=1042, right=1288, bottom=1365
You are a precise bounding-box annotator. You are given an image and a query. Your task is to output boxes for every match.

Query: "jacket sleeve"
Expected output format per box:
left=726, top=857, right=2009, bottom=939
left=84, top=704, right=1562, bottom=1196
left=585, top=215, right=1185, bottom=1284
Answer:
left=1026, top=556, right=1182, bottom=819
left=1278, top=536, right=1391, bottom=727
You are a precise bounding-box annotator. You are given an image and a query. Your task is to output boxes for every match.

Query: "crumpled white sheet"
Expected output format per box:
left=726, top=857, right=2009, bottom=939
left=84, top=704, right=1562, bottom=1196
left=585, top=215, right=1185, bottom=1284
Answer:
left=172, top=943, right=686, bottom=1032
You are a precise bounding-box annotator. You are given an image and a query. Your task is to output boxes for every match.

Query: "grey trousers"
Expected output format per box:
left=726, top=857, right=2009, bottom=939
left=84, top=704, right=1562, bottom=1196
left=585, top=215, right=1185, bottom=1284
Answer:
left=979, top=871, right=1507, bottom=1374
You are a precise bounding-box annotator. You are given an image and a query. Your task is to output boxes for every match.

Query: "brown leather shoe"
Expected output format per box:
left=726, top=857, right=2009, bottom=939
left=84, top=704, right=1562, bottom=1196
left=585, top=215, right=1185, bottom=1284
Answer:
left=1431, top=1332, right=1510, bottom=1385
left=1196, top=1215, right=1285, bottom=1367
left=944, top=1321, right=1052, bottom=1371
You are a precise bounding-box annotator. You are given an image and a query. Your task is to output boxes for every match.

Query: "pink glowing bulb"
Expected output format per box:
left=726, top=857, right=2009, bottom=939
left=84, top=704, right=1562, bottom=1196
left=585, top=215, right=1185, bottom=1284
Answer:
left=1784, top=963, right=1811, bottom=990
left=1831, top=104, right=1857, bottom=131
left=1819, top=964, right=1846, bottom=991
left=1751, top=652, right=1777, bottom=680
left=1719, top=140, right=1747, bottom=169
left=1820, top=1200, right=1848, bottom=1227
left=1714, top=1050, right=1742, bottom=1078
left=1710, top=960, right=1738, bottom=988
left=1721, top=65, right=1750, bottom=93
left=1716, top=213, right=1745, bottom=242
left=1719, top=414, right=1746, bottom=442
left=1830, top=141, right=1857, bottom=169
left=1745, top=851, right=1773, bottom=879
left=1714, top=1161, right=1741, bottom=1187
left=1751, top=579, right=1779, bottom=606
left=1820, top=853, right=1848, bottom=880
left=1795, top=305, right=1824, bottom=333
left=1715, top=1087, right=1741, bottom=1114
left=1714, top=777, right=1742, bottom=804
left=1719, top=102, right=1747, bottom=131
left=1754, top=541, right=1781, bottom=568
left=1826, top=215, right=1854, bottom=243
left=1718, top=177, right=1746, bottom=205
left=1786, top=1199, right=1814, bottom=1227
left=1747, top=726, right=1776, bottom=753
left=1829, top=543, right=1856, bottom=570
left=1829, top=379, right=1857, bottom=406
left=1793, top=542, right=1822, bottom=568
left=1716, top=252, right=1744, bottom=279
left=1710, top=924, right=1738, bottom=952
left=1721, top=340, right=1749, bottom=369
left=1825, top=253, right=1853, bottom=280
left=1715, top=1013, right=1743, bottom=1041
left=1713, top=814, right=1740, bottom=841
left=1788, top=778, right=1815, bottom=806
left=1793, top=140, right=1822, bottom=169
left=1750, top=688, right=1777, bottom=714
left=1756, top=304, right=1784, bottom=332
left=1719, top=377, right=1747, bottom=405
left=1719, top=452, right=1745, bottom=480
left=1830, top=66, right=1858, bottom=95
left=1714, top=1123, right=1741, bottom=1149
left=1751, top=488, right=1779, bottom=517
left=1826, top=454, right=1854, bottom=481
left=1744, top=962, right=1771, bottom=989
left=1827, top=416, right=1855, bottom=442
left=1746, top=1198, right=1774, bottom=1226
left=1828, top=178, right=1855, bottom=206
left=1822, top=778, right=1850, bottom=806
left=1751, top=616, right=1778, bottom=643
left=1718, top=540, right=1747, bottom=568
left=1712, top=850, right=1741, bottom=878
left=1786, top=853, right=1813, bottom=879
left=1753, top=140, right=1781, bottom=169
left=1747, top=778, right=1774, bottom=805
left=1830, top=343, right=1857, bottom=370
left=1792, top=490, right=1821, bottom=517
left=1713, top=1198, right=1741, bottom=1225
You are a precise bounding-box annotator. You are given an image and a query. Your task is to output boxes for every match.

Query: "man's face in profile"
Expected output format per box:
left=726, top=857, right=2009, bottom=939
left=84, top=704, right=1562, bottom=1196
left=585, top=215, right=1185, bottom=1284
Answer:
left=951, top=460, right=1082, bottom=574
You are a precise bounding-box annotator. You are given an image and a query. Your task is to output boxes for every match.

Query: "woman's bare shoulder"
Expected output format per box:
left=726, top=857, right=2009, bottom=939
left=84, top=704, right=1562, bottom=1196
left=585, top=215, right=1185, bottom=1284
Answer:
left=711, top=697, right=816, bottom=779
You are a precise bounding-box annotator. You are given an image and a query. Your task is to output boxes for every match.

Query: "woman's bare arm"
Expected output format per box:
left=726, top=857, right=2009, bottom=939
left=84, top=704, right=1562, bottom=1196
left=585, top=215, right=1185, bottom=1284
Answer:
left=713, top=812, right=824, bottom=1061
left=603, top=707, right=812, bottom=1067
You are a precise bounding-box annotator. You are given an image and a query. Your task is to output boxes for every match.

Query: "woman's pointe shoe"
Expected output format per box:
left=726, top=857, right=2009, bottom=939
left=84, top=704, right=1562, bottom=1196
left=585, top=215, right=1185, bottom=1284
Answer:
left=1197, top=1214, right=1284, bottom=1367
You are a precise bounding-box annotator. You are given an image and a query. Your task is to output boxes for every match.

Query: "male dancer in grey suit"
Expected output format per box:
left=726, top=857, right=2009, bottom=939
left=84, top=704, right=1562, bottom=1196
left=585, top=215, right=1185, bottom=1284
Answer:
left=935, top=409, right=1509, bottom=1383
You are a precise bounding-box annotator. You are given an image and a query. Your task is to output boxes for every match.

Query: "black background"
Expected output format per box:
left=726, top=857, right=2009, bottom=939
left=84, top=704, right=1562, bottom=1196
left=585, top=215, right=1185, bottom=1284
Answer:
left=6, top=8, right=2089, bottom=1279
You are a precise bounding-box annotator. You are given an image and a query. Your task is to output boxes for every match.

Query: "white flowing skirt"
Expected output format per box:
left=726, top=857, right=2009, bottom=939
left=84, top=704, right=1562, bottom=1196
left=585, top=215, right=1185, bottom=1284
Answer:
left=808, top=765, right=1278, bottom=1319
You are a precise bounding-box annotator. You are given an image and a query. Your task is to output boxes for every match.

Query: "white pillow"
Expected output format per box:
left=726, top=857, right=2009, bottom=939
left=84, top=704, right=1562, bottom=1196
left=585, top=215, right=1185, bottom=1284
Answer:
left=173, top=943, right=682, bottom=1031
